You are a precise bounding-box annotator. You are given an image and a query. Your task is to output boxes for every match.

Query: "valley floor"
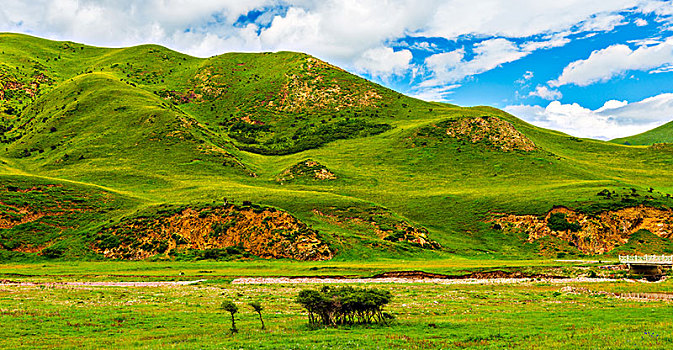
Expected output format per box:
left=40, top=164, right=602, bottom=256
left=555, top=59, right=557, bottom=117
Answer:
left=1, top=260, right=672, bottom=349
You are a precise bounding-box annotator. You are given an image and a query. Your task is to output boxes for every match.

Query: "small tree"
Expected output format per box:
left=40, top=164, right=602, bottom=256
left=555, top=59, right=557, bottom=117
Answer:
left=296, top=286, right=392, bottom=326
left=249, top=301, right=265, bottom=330
left=221, top=300, right=239, bottom=333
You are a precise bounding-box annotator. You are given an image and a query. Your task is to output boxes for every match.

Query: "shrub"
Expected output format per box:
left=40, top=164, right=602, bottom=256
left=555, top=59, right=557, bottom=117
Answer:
left=40, top=246, right=64, bottom=258
left=547, top=213, right=581, bottom=232
left=249, top=302, right=265, bottom=330
left=296, top=286, right=392, bottom=326
left=220, top=300, right=239, bottom=333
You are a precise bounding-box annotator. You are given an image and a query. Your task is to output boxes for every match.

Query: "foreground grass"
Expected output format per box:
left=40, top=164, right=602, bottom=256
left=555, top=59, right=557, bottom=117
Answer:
left=1, top=277, right=672, bottom=349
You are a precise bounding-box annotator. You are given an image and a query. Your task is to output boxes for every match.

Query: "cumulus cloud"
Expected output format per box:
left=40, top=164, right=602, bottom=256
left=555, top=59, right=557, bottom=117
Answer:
left=529, top=86, right=562, bottom=100
left=0, top=1, right=661, bottom=75
left=421, top=0, right=640, bottom=39
left=551, top=37, right=673, bottom=87
left=635, top=18, right=649, bottom=26
left=0, top=0, right=275, bottom=52
left=505, top=93, right=673, bottom=139
left=2, top=0, right=672, bottom=108
left=354, top=47, right=413, bottom=79
left=578, top=13, right=625, bottom=32
left=637, top=0, right=673, bottom=18
left=421, top=38, right=529, bottom=87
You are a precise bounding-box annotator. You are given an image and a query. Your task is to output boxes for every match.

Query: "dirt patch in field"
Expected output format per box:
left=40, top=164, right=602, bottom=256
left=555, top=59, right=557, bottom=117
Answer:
left=231, top=276, right=623, bottom=285
left=561, top=286, right=673, bottom=301
left=371, top=270, right=559, bottom=279
left=0, top=279, right=206, bottom=287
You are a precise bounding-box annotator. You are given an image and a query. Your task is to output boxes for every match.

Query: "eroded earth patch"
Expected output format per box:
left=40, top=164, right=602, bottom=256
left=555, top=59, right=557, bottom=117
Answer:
left=491, top=205, right=673, bottom=255
left=276, top=159, right=336, bottom=183
left=313, top=205, right=440, bottom=248
left=93, top=204, right=332, bottom=261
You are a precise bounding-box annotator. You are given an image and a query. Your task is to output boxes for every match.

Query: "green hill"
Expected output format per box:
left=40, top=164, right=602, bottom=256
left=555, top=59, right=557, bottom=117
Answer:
left=2, top=32, right=673, bottom=262
left=611, top=121, right=673, bottom=145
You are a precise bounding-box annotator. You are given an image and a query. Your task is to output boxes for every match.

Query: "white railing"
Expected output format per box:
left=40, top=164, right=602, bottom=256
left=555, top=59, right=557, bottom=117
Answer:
left=619, top=255, right=673, bottom=265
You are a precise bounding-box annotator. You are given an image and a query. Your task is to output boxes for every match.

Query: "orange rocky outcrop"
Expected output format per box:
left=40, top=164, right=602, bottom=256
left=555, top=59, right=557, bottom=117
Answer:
left=446, top=116, right=537, bottom=152
left=94, top=205, right=332, bottom=261
left=492, top=205, right=673, bottom=254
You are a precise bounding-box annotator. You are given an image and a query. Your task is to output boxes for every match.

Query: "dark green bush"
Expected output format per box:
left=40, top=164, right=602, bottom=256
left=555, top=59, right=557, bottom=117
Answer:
left=296, top=286, right=392, bottom=326
left=40, top=245, right=64, bottom=258
left=220, top=300, right=239, bottom=333
left=547, top=213, right=581, bottom=232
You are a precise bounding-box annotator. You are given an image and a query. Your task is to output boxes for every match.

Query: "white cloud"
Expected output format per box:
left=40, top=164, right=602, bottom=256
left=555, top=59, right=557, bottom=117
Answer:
left=529, top=85, right=562, bottom=100
left=515, top=70, right=534, bottom=85
left=520, top=35, right=571, bottom=51
left=505, top=93, right=673, bottom=139
left=637, top=0, right=673, bottom=17
left=551, top=37, right=673, bottom=87
left=421, top=38, right=528, bottom=87
left=354, top=47, right=412, bottom=79
left=397, top=41, right=440, bottom=52
left=635, top=18, right=648, bottom=26
left=579, top=14, right=625, bottom=32
left=408, top=85, right=461, bottom=102
left=0, top=0, right=275, bottom=54
left=0, top=1, right=658, bottom=62
left=627, top=36, right=663, bottom=46
left=1, top=0, right=671, bottom=106
left=596, top=99, right=628, bottom=111
left=650, top=64, right=673, bottom=73
left=421, top=0, right=640, bottom=39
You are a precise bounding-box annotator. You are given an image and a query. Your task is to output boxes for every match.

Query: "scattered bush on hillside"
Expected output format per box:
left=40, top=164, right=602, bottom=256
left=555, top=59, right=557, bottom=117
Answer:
left=313, top=206, right=440, bottom=249
left=547, top=213, right=581, bottom=232
left=296, top=286, right=392, bottom=327
left=39, top=245, right=64, bottom=258
left=233, top=119, right=392, bottom=155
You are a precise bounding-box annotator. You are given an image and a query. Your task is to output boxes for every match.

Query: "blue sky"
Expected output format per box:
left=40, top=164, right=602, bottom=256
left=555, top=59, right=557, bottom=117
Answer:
left=2, top=0, right=673, bottom=139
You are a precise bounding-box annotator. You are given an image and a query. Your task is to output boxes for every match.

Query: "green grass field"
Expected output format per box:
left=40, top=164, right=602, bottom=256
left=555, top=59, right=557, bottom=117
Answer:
left=2, top=273, right=673, bottom=349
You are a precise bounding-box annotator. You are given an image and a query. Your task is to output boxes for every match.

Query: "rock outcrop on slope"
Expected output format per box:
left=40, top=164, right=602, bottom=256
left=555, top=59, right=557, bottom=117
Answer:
left=93, top=204, right=332, bottom=261
left=492, top=205, right=673, bottom=254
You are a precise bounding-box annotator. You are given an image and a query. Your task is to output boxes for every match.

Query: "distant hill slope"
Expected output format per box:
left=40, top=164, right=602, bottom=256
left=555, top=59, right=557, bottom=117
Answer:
left=0, top=32, right=440, bottom=156
left=2, top=33, right=673, bottom=262
left=611, top=121, right=673, bottom=145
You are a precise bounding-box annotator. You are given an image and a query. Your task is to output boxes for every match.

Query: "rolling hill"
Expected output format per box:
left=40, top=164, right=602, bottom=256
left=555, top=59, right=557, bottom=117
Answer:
left=611, top=120, right=673, bottom=145
left=2, top=32, right=673, bottom=262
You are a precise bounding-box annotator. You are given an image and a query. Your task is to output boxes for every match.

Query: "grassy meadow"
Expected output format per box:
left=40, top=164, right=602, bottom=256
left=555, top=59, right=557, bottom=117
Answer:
left=2, top=275, right=673, bottom=349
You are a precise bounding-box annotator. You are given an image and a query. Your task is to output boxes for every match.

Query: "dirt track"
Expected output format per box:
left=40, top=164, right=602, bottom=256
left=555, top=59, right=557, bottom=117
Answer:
left=0, top=279, right=206, bottom=287
left=231, top=277, right=627, bottom=285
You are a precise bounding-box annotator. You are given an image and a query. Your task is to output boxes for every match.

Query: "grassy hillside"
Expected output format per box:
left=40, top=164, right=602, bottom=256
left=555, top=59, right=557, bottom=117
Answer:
left=611, top=121, right=673, bottom=145
left=2, top=32, right=673, bottom=262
